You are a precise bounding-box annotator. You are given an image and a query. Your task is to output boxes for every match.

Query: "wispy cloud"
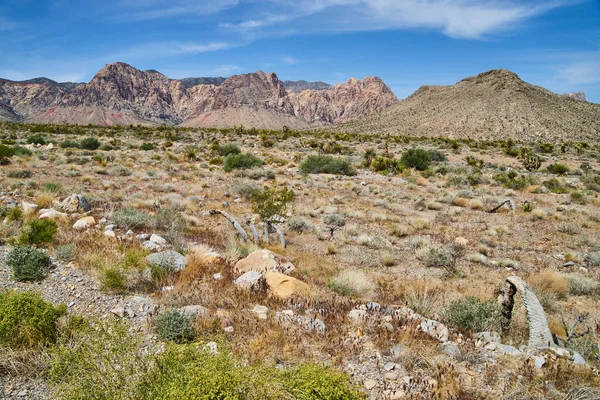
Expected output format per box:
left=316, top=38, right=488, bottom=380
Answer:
left=556, top=54, right=600, bottom=85
left=283, top=56, right=298, bottom=65
left=109, top=41, right=237, bottom=61
left=223, top=0, right=572, bottom=40
left=110, top=0, right=239, bottom=22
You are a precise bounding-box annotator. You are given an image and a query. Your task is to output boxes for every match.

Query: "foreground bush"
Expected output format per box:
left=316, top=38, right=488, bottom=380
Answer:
left=80, top=137, right=101, bottom=150
left=0, top=290, right=66, bottom=349
left=19, top=219, right=57, bottom=246
left=223, top=153, right=264, bottom=172
left=155, top=309, right=196, bottom=343
left=6, top=246, right=50, bottom=282
left=443, top=297, right=502, bottom=332
left=48, top=320, right=365, bottom=400
left=217, top=143, right=241, bottom=157
left=299, top=155, right=356, bottom=176
left=401, top=148, right=431, bottom=171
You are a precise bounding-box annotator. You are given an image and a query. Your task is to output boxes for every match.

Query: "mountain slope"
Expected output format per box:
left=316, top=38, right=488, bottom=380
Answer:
left=0, top=62, right=397, bottom=128
left=338, top=69, right=600, bottom=142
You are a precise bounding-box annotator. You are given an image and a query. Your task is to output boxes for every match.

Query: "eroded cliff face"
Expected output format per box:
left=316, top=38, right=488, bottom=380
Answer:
left=0, top=62, right=397, bottom=127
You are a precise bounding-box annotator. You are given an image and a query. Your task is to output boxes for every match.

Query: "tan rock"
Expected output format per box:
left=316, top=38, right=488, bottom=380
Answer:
left=73, top=216, right=96, bottom=230
left=265, top=271, right=310, bottom=299
left=454, top=237, right=469, bottom=246
left=39, top=208, right=68, bottom=220
left=234, top=249, right=295, bottom=274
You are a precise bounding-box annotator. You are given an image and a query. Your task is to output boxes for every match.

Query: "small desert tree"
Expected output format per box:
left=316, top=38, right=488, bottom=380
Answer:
left=250, top=186, right=295, bottom=246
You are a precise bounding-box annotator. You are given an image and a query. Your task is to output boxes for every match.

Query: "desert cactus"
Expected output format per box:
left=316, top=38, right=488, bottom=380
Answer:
left=522, top=154, right=542, bottom=171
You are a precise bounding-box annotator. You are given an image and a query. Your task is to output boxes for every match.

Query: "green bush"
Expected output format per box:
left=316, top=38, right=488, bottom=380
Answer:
left=223, top=153, right=264, bottom=172
left=0, top=290, right=65, bottom=348
left=140, top=142, right=155, bottom=151
left=7, top=170, right=33, bottom=178
left=324, top=213, right=346, bottom=227
left=217, top=143, right=241, bottom=157
left=49, top=319, right=364, bottom=400
left=43, top=182, right=62, bottom=193
left=299, top=155, right=356, bottom=176
left=155, top=310, right=196, bottom=343
left=401, top=148, right=431, bottom=171
left=113, top=207, right=152, bottom=230
left=428, top=150, right=447, bottom=162
left=59, top=140, right=80, bottom=149
left=6, top=246, right=50, bottom=282
left=80, top=137, right=101, bottom=150
left=547, top=163, right=569, bottom=176
left=99, top=267, right=127, bottom=293
left=27, top=134, right=46, bottom=145
left=283, top=363, right=365, bottom=400
left=55, top=244, right=77, bottom=262
left=19, top=219, right=57, bottom=246
left=0, top=144, right=15, bottom=158
left=371, top=156, right=403, bottom=175
left=444, top=297, right=502, bottom=332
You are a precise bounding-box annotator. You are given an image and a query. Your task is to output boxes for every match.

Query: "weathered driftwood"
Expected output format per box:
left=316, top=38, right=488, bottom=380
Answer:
left=499, top=276, right=554, bottom=348
left=247, top=219, right=260, bottom=245
left=488, top=199, right=515, bottom=213
left=271, top=223, right=286, bottom=248
left=209, top=210, right=249, bottom=241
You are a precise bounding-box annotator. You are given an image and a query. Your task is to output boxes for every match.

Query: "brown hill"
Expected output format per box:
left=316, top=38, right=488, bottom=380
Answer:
left=337, top=69, right=600, bottom=142
left=0, top=62, right=397, bottom=128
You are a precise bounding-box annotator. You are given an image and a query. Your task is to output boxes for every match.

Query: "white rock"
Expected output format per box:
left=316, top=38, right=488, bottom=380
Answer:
left=21, top=201, right=38, bottom=215
left=252, top=305, right=269, bottom=320
left=73, top=216, right=96, bottom=230
left=39, top=208, right=67, bottom=219
left=146, top=250, right=187, bottom=272
left=213, top=273, right=223, bottom=280
left=203, top=341, right=219, bottom=355
left=104, top=230, right=116, bottom=239
left=348, top=309, right=367, bottom=322
left=364, top=379, right=377, bottom=390
left=150, top=234, right=168, bottom=245
left=233, top=271, right=265, bottom=291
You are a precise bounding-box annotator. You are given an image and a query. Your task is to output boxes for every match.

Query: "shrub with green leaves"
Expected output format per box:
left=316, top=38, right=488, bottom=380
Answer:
left=250, top=186, right=295, bottom=222
left=299, top=155, right=356, bottom=176
left=27, top=134, right=46, bottom=145
left=217, top=143, right=241, bottom=157
left=55, top=244, right=77, bottom=262
left=0, top=144, right=16, bottom=158
left=401, top=148, right=431, bottom=171
left=113, top=207, right=152, bottom=230
left=0, top=290, right=66, bottom=348
left=282, top=363, right=366, bottom=400
left=99, top=267, right=127, bottom=293
left=80, top=137, right=101, bottom=150
left=223, top=153, right=264, bottom=172
left=59, top=140, right=80, bottom=149
left=19, top=219, right=57, bottom=246
left=155, top=310, right=196, bottom=343
left=547, top=163, right=569, bottom=176
left=7, top=170, right=33, bottom=179
left=6, top=246, right=50, bottom=282
left=444, top=297, right=502, bottom=332
left=140, top=142, right=155, bottom=151
left=371, top=156, right=403, bottom=175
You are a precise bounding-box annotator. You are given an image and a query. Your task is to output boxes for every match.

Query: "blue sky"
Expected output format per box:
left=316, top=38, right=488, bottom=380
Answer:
left=1, top=0, right=599, bottom=102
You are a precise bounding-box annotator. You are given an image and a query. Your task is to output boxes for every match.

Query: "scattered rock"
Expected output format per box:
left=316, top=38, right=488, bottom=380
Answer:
left=110, top=307, right=125, bottom=318
left=533, top=356, right=546, bottom=369
left=146, top=250, right=187, bottom=272
left=383, top=362, right=396, bottom=371
left=454, top=237, right=469, bottom=246
left=364, top=379, right=377, bottom=390
left=442, top=343, right=462, bottom=359
left=390, top=344, right=406, bottom=357
left=150, top=234, right=168, bottom=245
left=497, top=344, right=521, bottom=356
left=73, top=216, right=96, bottom=230
left=264, top=271, right=310, bottom=299
left=213, top=273, right=223, bottom=280
left=21, top=201, right=38, bottom=215
left=233, top=271, right=265, bottom=291
left=142, top=240, right=162, bottom=252
left=572, top=351, right=587, bottom=365
left=348, top=309, right=368, bottom=322
left=39, top=208, right=67, bottom=220
left=252, top=305, right=269, bottom=320
left=180, top=305, right=209, bottom=318
left=60, top=194, right=91, bottom=213
left=234, top=249, right=295, bottom=274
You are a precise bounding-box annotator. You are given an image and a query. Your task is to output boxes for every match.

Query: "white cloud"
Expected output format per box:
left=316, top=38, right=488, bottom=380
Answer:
left=283, top=56, right=298, bottom=65
left=110, top=0, right=239, bottom=22
left=223, top=0, right=570, bottom=40
left=557, top=59, right=600, bottom=85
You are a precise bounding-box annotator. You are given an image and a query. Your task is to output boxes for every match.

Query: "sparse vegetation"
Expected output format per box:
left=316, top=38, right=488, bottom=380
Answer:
left=6, top=246, right=51, bottom=282
left=299, top=154, right=356, bottom=176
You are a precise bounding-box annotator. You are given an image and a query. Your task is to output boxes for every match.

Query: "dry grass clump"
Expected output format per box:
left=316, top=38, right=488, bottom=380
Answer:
left=403, top=280, right=444, bottom=318
left=529, top=270, right=569, bottom=300
left=329, top=269, right=377, bottom=300
left=35, top=193, right=55, bottom=209
left=410, top=217, right=430, bottom=230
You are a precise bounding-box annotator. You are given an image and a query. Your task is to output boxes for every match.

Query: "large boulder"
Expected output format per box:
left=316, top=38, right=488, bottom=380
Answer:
left=146, top=250, right=187, bottom=272
left=234, top=249, right=295, bottom=274
left=39, top=208, right=68, bottom=220
left=264, top=271, right=310, bottom=299
left=59, top=194, right=91, bottom=214
left=73, top=216, right=96, bottom=230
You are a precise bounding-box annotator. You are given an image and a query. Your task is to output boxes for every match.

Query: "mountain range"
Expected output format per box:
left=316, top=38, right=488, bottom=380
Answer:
left=1, top=62, right=599, bottom=142
left=0, top=62, right=396, bottom=129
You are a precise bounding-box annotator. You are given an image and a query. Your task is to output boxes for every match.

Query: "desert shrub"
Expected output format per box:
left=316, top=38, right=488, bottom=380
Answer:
left=570, top=191, right=587, bottom=205
left=288, top=216, right=313, bottom=232
left=493, top=172, right=536, bottom=191
left=223, top=153, right=264, bottom=172
left=547, top=163, right=570, bottom=176
left=113, top=207, right=152, bottom=230
left=111, top=165, right=133, bottom=176
left=80, top=137, right=100, bottom=150
left=19, top=219, right=57, bottom=246
left=444, top=297, right=502, bottom=332
left=371, top=156, right=403, bottom=175
left=588, top=252, right=600, bottom=267
left=59, top=140, right=80, bottom=149
left=6, top=246, right=50, bottom=282
left=558, top=222, right=581, bottom=235
left=329, top=269, right=376, bottom=299
left=236, top=168, right=276, bottom=180
left=232, top=181, right=259, bottom=199
left=566, top=274, right=599, bottom=296
left=27, top=134, right=46, bottom=145
left=217, top=143, right=241, bottom=157
left=7, top=170, right=33, bottom=178
left=299, top=155, right=356, bottom=176
left=43, top=182, right=62, bottom=193
left=420, top=245, right=463, bottom=276
left=401, top=148, right=431, bottom=171
left=324, top=213, right=346, bottom=227
left=0, top=144, right=15, bottom=158
left=529, top=271, right=569, bottom=299
left=282, top=363, right=365, bottom=400
left=13, top=145, right=32, bottom=156
left=99, top=267, right=127, bottom=293
left=55, top=244, right=77, bottom=262
left=0, top=157, right=10, bottom=165
left=48, top=320, right=149, bottom=400
left=155, top=310, right=195, bottom=343
left=428, top=149, right=447, bottom=162
left=0, top=290, right=65, bottom=349
left=140, top=142, right=155, bottom=151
